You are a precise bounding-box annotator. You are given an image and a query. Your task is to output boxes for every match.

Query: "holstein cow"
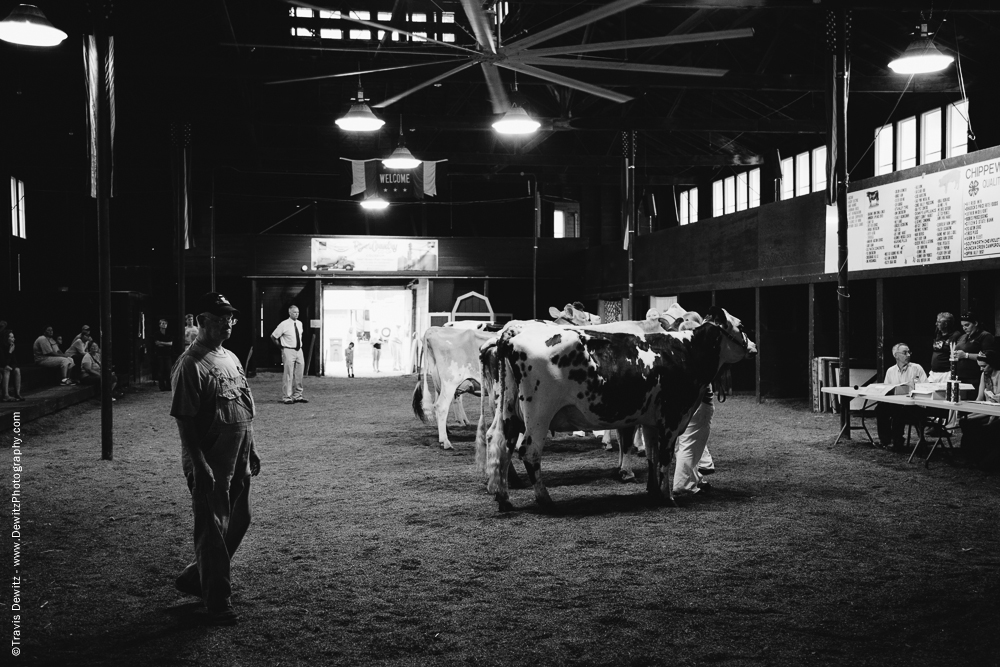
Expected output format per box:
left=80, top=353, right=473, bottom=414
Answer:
left=476, top=316, right=681, bottom=485
left=481, top=306, right=756, bottom=511
left=412, top=324, right=500, bottom=449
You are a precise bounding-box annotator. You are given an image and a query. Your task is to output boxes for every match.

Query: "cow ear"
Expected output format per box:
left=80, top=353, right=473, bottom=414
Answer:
left=548, top=307, right=562, bottom=319
left=705, top=305, right=727, bottom=324
left=660, top=317, right=679, bottom=332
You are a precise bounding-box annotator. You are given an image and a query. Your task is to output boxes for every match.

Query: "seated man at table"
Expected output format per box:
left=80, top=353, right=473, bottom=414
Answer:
left=876, top=342, right=927, bottom=451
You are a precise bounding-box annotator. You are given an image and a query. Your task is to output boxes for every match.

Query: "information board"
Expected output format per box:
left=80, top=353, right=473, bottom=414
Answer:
left=311, top=238, right=438, bottom=272
left=846, top=156, right=1000, bottom=270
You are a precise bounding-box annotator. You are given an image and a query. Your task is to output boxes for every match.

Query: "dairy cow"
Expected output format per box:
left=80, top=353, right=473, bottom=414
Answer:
left=481, top=307, right=756, bottom=510
left=476, top=316, right=680, bottom=484
left=412, top=324, right=500, bottom=449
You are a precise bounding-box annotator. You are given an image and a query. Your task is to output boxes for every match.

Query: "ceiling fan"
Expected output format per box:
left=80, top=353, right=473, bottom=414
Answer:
left=277, top=0, right=753, bottom=114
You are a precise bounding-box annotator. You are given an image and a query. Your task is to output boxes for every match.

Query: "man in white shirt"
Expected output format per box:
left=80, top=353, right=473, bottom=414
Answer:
left=876, top=342, right=927, bottom=450
left=270, top=305, right=307, bottom=404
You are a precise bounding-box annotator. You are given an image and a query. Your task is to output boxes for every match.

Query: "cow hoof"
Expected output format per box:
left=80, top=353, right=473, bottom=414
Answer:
left=440, top=443, right=454, bottom=450
left=604, top=444, right=614, bottom=452
left=498, top=499, right=515, bottom=513
left=619, top=471, right=636, bottom=483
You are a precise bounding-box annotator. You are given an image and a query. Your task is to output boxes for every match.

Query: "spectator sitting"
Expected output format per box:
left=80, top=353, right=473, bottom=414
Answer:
left=959, top=349, right=1000, bottom=468
left=1, top=329, right=24, bottom=401
left=875, top=342, right=927, bottom=451
left=66, top=332, right=92, bottom=383
left=33, top=326, right=76, bottom=385
left=71, top=324, right=92, bottom=346
left=81, top=341, right=118, bottom=397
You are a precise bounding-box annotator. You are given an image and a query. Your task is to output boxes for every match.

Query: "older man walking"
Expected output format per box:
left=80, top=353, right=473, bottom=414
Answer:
left=171, top=292, right=261, bottom=625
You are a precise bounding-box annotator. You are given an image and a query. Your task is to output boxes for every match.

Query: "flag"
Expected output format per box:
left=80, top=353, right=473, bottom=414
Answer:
left=171, top=123, right=193, bottom=249
left=824, top=10, right=839, bottom=206
left=83, top=35, right=116, bottom=199
left=346, top=159, right=443, bottom=200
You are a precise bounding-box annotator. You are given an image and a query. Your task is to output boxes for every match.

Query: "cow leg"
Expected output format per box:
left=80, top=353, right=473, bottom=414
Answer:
left=519, top=426, right=553, bottom=507
left=434, top=381, right=461, bottom=449
left=602, top=429, right=617, bottom=451
left=452, top=394, right=470, bottom=426
left=616, top=426, right=637, bottom=482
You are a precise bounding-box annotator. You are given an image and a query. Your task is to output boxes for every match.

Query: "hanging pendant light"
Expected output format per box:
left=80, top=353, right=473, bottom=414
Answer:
left=360, top=196, right=389, bottom=210
left=0, top=4, right=67, bottom=47
left=383, top=117, right=421, bottom=169
left=335, top=86, right=385, bottom=132
left=492, top=105, right=540, bottom=135
left=888, top=23, right=954, bottom=74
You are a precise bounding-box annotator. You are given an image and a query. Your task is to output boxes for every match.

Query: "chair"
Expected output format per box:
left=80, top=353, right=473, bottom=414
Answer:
left=830, top=373, right=879, bottom=447
left=908, top=415, right=956, bottom=468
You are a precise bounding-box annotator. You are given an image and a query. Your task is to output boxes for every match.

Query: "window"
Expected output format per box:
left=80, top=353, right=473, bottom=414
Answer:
left=293, top=27, right=314, bottom=38
left=794, top=152, right=810, bottom=196
left=293, top=7, right=312, bottom=18
left=811, top=146, right=827, bottom=194
left=442, top=33, right=455, bottom=42
left=349, top=11, right=370, bottom=20
left=897, top=116, right=917, bottom=170
left=748, top=169, right=760, bottom=209
left=921, top=108, right=942, bottom=164
left=947, top=100, right=969, bottom=158
left=377, top=12, right=392, bottom=21
left=874, top=124, right=893, bottom=175
left=320, top=29, right=342, bottom=39
left=318, top=10, right=340, bottom=19
left=553, top=203, right=579, bottom=238
left=410, top=13, right=427, bottom=22
left=678, top=187, right=698, bottom=225
left=723, top=176, right=736, bottom=214
left=736, top=173, right=748, bottom=212
left=411, top=32, right=427, bottom=42
left=441, top=12, right=455, bottom=23
left=712, top=181, right=724, bottom=217
left=10, top=177, right=25, bottom=239
left=780, top=158, right=793, bottom=200
left=349, top=29, right=371, bottom=39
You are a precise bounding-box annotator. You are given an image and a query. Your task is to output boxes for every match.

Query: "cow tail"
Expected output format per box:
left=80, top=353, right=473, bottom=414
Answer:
left=412, top=378, right=426, bottom=422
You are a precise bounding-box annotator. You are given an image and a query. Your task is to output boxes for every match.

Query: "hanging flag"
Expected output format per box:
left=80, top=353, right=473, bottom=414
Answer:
left=83, top=35, right=116, bottom=199
left=824, top=11, right=839, bottom=207
left=346, top=159, right=444, bottom=201
left=171, top=123, right=194, bottom=249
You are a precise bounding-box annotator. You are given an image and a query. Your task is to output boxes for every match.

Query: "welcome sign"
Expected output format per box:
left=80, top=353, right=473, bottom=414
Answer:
left=347, top=159, right=440, bottom=201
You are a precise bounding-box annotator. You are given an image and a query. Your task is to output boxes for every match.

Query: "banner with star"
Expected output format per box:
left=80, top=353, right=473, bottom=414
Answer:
left=347, top=159, right=443, bottom=201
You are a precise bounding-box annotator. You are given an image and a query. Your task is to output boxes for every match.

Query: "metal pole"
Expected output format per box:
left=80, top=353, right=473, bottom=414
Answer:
left=836, top=9, right=851, bottom=433
left=533, top=180, right=540, bottom=319
left=210, top=168, right=216, bottom=292
left=626, top=131, right=636, bottom=320
left=90, top=20, right=115, bottom=460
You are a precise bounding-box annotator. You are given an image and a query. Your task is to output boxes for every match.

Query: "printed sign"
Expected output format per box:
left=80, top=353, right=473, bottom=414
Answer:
left=311, top=238, right=439, bottom=272
left=844, top=155, right=1000, bottom=271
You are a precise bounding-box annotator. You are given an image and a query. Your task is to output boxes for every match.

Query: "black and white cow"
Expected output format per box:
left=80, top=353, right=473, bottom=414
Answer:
left=480, top=306, right=756, bottom=511
left=412, top=324, right=499, bottom=449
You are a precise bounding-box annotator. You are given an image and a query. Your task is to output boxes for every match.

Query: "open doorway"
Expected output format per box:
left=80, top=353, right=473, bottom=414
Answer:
left=322, top=286, right=413, bottom=377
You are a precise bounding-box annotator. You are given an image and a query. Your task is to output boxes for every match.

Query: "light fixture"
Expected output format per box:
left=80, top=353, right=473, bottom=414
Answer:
left=360, top=197, right=389, bottom=210
left=335, top=86, right=385, bottom=132
left=382, top=117, right=421, bottom=169
left=492, top=105, right=540, bottom=135
left=888, top=24, right=954, bottom=74
left=0, top=4, right=67, bottom=47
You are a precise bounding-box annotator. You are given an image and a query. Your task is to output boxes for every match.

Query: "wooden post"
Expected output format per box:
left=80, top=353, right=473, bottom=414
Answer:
left=95, top=26, right=114, bottom=460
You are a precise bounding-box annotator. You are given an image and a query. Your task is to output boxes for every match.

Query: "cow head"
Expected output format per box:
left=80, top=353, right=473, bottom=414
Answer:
left=704, top=306, right=757, bottom=363
left=548, top=302, right=601, bottom=326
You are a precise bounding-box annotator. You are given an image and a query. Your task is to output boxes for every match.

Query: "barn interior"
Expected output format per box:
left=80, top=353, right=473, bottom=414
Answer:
left=2, top=0, right=999, bottom=395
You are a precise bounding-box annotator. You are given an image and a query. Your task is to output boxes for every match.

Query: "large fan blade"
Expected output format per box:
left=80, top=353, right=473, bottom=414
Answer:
left=497, top=62, right=632, bottom=104
left=281, top=0, right=481, bottom=55
left=510, top=56, right=727, bottom=78
left=506, top=28, right=754, bottom=58
left=373, top=61, right=477, bottom=108
left=481, top=63, right=510, bottom=113
left=460, top=0, right=497, bottom=55
left=505, top=0, right=651, bottom=52
left=266, top=60, right=462, bottom=85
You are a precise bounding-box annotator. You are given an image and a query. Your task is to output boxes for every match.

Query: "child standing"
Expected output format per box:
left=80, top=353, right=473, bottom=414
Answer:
left=345, top=341, right=355, bottom=378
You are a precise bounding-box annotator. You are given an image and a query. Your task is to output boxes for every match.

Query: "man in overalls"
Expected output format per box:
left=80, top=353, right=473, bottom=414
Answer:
left=171, top=292, right=261, bottom=625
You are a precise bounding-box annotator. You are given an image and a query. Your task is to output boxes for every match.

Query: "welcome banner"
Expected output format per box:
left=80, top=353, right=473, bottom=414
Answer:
left=346, top=159, right=443, bottom=201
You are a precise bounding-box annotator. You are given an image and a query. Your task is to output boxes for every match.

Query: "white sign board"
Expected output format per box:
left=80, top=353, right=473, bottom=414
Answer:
left=311, top=238, right=439, bottom=272
left=842, top=156, right=1000, bottom=272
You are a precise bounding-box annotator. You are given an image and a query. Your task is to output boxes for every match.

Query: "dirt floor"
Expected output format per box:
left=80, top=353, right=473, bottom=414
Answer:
left=2, top=372, right=999, bottom=667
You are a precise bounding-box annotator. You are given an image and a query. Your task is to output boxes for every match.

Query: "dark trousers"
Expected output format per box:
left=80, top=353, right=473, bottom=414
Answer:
left=155, top=351, right=174, bottom=390
left=875, top=403, right=923, bottom=448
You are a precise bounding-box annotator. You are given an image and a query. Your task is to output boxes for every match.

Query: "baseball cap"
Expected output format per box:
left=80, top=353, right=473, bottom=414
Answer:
left=196, top=292, right=240, bottom=317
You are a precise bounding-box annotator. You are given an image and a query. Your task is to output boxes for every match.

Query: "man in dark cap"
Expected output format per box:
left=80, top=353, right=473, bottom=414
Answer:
left=170, top=292, right=261, bottom=626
